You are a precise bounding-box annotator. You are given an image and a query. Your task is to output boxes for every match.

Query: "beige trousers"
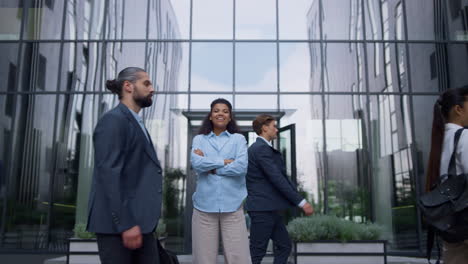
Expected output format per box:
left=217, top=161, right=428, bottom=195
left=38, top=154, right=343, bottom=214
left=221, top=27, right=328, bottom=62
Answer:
left=192, top=206, right=251, bottom=264
left=443, top=240, right=468, bottom=264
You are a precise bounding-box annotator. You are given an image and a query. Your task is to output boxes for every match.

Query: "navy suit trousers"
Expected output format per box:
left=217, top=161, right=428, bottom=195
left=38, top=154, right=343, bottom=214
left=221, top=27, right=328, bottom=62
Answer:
left=96, top=233, right=160, bottom=264
left=248, top=211, right=292, bottom=264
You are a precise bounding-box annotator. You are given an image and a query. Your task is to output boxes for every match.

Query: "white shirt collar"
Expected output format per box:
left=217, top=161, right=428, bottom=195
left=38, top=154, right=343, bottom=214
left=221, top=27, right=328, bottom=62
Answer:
left=259, top=136, right=272, bottom=147
left=445, top=123, right=463, bottom=131
left=208, top=130, right=231, bottom=137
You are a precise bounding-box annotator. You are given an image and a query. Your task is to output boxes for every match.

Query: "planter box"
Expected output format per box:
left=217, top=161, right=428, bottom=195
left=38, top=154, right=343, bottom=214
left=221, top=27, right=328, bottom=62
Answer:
left=67, top=236, right=167, bottom=264
left=293, top=240, right=387, bottom=264
left=67, top=238, right=99, bottom=264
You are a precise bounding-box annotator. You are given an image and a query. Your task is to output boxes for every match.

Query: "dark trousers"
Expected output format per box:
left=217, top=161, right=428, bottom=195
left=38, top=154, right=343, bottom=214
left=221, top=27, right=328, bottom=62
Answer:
left=248, top=211, right=292, bottom=264
left=96, top=233, right=160, bottom=264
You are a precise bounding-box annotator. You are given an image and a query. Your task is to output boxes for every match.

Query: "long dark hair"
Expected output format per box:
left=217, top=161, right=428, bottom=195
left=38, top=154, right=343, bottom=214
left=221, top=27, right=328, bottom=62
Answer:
left=198, top=98, right=240, bottom=135
left=426, top=86, right=468, bottom=191
left=105, top=67, right=145, bottom=99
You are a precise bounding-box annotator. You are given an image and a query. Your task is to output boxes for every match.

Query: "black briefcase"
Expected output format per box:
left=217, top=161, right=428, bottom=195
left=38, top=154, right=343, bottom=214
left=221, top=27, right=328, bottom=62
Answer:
left=157, top=239, right=179, bottom=264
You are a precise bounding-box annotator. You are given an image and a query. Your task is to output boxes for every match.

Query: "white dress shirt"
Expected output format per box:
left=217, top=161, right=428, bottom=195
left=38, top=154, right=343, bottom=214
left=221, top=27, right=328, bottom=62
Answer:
left=440, top=123, right=468, bottom=177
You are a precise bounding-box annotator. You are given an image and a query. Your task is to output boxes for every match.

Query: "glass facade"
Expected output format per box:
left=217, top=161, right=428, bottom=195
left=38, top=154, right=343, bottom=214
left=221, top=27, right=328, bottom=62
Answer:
left=1, top=0, right=468, bottom=256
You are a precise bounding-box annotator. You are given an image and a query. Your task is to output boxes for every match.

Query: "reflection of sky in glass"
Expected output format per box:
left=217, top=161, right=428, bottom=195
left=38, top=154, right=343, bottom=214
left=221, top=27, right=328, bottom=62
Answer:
left=191, top=43, right=232, bottom=91
left=325, top=120, right=362, bottom=152
left=236, top=43, right=277, bottom=91
left=279, top=43, right=311, bottom=91
left=193, top=0, right=233, bottom=39
left=278, top=0, right=313, bottom=39
left=236, top=0, right=276, bottom=39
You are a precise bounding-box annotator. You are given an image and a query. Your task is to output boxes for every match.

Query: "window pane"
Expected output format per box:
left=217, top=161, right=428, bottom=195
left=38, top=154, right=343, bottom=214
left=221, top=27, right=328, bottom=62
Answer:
left=106, top=0, right=148, bottom=40
left=236, top=43, right=277, bottom=92
left=323, top=43, right=366, bottom=92
left=322, top=0, right=363, bottom=40
left=236, top=0, right=276, bottom=39
left=144, top=94, right=188, bottom=252
left=190, top=94, right=233, bottom=110
left=408, top=44, right=440, bottom=93
left=368, top=42, right=410, bottom=93
left=448, top=44, right=468, bottom=89
left=143, top=94, right=189, bottom=171
left=191, top=43, right=233, bottom=92
left=16, top=43, right=61, bottom=91
left=147, top=42, right=189, bottom=91
left=235, top=95, right=277, bottom=110
left=307, top=0, right=320, bottom=40
left=0, top=44, right=19, bottom=93
left=113, top=42, right=146, bottom=71
left=324, top=96, right=370, bottom=222
left=149, top=0, right=190, bottom=39
left=65, top=0, right=106, bottom=40
left=278, top=0, right=313, bottom=39
left=0, top=2, right=23, bottom=40
left=49, top=94, right=97, bottom=243
left=1, top=95, right=59, bottom=250
left=370, top=94, right=419, bottom=250
left=193, top=0, right=233, bottom=39
left=405, top=0, right=436, bottom=40
left=23, top=1, right=65, bottom=40
left=280, top=95, right=324, bottom=213
left=280, top=43, right=316, bottom=92
left=364, top=0, right=383, bottom=41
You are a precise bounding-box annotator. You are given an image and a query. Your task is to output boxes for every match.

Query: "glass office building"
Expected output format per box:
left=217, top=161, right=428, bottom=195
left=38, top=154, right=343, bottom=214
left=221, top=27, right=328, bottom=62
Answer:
left=0, top=0, right=468, bottom=256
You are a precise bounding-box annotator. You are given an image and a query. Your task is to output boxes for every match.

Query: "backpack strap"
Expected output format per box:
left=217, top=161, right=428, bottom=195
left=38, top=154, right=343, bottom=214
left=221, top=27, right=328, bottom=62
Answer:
left=447, top=128, right=465, bottom=176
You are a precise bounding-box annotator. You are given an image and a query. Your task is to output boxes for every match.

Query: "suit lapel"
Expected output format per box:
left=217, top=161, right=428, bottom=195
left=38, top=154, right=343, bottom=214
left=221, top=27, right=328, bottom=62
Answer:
left=118, top=104, right=161, bottom=168
left=143, top=127, right=161, bottom=168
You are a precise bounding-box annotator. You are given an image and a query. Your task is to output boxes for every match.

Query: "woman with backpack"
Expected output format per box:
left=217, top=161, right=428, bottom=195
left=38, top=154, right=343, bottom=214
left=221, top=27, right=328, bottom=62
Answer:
left=426, top=86, right=468, bottom=263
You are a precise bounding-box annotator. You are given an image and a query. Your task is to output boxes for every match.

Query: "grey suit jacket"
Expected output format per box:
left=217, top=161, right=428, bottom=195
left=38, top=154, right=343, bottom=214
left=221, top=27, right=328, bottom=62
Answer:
left=87, top=103, right=163, bottom=234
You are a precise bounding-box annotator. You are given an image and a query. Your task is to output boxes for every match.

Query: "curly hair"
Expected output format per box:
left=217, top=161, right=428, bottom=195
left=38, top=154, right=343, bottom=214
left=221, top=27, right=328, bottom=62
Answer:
left=198, top=98, right=240, bottom=135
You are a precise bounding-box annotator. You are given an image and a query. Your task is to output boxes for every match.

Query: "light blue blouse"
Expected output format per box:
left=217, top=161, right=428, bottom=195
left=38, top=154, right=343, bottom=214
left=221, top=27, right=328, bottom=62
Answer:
left=191, top=131, right=248, bottom=213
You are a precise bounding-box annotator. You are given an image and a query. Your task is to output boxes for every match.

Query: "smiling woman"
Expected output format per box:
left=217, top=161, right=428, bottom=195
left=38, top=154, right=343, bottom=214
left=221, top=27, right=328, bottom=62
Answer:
left=190, top=98, right=250, bottom=264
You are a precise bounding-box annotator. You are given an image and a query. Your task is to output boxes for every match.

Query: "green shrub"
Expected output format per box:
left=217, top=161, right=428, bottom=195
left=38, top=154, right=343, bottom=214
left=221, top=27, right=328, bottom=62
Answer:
left=287, top=215, right=384, bottom=242
left=73, top=223, right=96, bottom=239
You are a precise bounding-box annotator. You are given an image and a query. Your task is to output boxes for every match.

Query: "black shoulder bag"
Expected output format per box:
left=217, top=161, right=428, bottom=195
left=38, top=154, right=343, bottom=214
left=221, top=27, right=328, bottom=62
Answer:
left=418, top=128, right=468, bottom=262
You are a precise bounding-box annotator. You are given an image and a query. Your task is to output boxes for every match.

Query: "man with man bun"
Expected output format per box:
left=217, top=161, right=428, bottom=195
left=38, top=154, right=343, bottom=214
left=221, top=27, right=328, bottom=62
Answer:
left=87, top=67, right=162, bottom=264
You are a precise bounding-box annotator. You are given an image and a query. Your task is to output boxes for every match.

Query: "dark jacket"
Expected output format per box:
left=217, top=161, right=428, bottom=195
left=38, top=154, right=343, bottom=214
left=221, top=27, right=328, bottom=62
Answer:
left=87, top=103, right=163, bottom=234
left=245, top=137, right=303, bottom=211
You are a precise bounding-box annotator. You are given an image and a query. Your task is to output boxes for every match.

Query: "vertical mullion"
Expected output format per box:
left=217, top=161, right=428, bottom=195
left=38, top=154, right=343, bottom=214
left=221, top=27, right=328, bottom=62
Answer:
left=46, top=0, right=70, bottom=248
left=233, top=0, right=236, bottom=109
left=319, top=0, right=329, bottom=214
left=360, top=0, right=374, bottom=222
left=144, top=0, right=150, bottom=71
left=0, top=0, right=30, bottom=246
left=188, top=0, right=193, bottom=111
left=276, top=0, right=280, bottom=113
left=143, top=0, right=151, bottom=122
left=402, top=0, right=424, bottom=254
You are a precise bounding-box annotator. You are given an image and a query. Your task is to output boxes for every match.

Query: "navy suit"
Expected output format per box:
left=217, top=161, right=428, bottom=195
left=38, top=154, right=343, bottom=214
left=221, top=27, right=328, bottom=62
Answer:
left=87, top=103, right=162, bottom=264
left=246, top=137, right=303, bottom=264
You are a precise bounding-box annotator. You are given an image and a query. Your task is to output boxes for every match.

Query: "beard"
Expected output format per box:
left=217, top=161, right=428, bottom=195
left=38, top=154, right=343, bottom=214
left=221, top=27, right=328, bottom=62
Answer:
left=133, top=92, right=153, bottom=108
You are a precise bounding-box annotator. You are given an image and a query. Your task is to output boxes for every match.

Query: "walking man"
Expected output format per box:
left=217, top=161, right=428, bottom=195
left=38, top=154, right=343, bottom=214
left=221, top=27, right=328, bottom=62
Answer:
left=246, top=114, right=314, bottom=264
left=87, top=67, right=162, bottom=264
